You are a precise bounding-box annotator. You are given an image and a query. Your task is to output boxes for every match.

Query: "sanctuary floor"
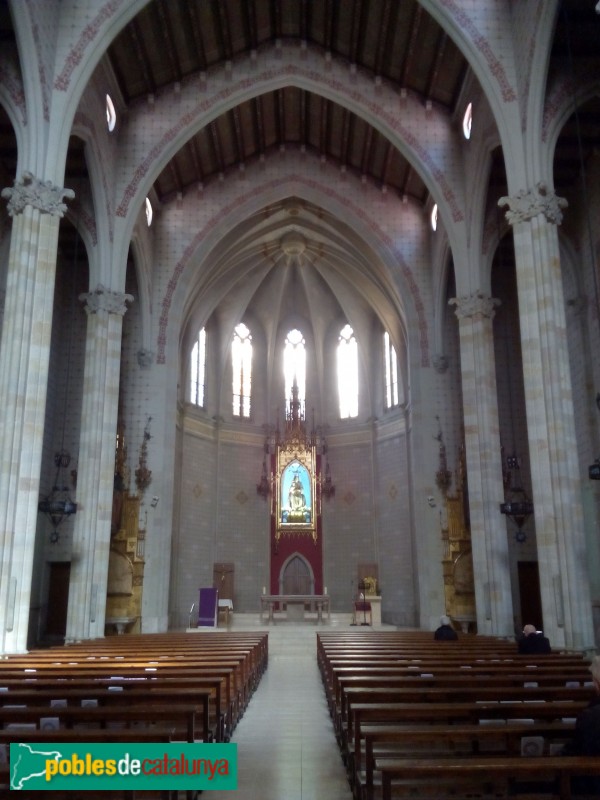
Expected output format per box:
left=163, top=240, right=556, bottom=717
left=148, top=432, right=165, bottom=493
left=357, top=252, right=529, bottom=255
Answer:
left=203, top=613, right=391, bottom=800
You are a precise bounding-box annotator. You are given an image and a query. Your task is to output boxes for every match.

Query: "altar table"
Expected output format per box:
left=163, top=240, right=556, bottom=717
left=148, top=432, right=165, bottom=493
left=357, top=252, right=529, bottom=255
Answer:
left=260, top=595, right=330, bottom=624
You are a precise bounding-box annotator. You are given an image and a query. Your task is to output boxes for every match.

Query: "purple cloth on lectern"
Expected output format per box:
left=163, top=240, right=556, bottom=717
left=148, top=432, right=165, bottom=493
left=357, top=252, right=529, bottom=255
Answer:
left=198, top=587, right=218, bottom=627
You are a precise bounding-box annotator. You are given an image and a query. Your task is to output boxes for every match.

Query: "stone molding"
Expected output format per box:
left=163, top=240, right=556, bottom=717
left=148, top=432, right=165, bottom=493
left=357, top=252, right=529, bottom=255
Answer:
left=1, top=171, right=74, bottom=217
left=498, top=182, right=567, bottom=226
left=449, top=292, right=500, bottom=320
left=80, top=284, right=133, bottom=316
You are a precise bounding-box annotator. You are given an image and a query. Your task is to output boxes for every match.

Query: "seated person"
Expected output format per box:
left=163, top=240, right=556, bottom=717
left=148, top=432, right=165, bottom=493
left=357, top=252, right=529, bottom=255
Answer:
left=434, top=614, right=458, bottom=641
left=560, top=655, right=600, bottom=794
left=517, top=623, right=551, bottom=654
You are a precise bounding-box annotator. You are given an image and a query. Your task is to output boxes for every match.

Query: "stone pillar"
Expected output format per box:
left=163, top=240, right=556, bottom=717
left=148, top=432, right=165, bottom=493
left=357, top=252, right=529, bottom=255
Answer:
left=499, top=184, right=594, bottom=650
left=65, top=285, right=132, bottom=642
left=0, top=173, right=73, bottom=654
left=449, top=292, right=514, bottom=637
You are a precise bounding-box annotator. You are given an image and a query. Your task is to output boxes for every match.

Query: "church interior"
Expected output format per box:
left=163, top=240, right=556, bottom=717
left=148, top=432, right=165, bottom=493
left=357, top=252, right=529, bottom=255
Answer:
left=0, top=0, right=599, bottom=660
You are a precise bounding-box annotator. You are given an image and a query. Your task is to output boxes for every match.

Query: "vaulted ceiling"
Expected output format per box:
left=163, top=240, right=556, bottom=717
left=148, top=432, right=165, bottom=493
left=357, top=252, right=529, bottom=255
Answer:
left=0, top=2, right=598, bottom=213
left=0, top=2, right=599, bottom=301
left=106, top=0, right=467, bottom=207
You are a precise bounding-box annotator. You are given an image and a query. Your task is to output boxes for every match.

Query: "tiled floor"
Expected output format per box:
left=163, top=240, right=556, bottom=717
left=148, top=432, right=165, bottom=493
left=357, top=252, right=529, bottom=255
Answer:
left=204, top=614, right=358, bottom=799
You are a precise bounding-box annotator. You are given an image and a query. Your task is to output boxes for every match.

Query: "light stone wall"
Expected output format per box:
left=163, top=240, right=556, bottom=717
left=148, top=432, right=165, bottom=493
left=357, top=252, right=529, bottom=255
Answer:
left=172, top=416, right=414, bottom=619
left=376, top=425, right=415, bottom=627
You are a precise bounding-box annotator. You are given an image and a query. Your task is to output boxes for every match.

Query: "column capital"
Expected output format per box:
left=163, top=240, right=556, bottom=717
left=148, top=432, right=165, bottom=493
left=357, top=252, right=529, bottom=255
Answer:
left=79, top=285, right=134, bottom=316
left=449, top=292, right=500, bottom=320
left=498, top=182, right=567, bottom=226
left=1, top=171, right=74, bottom=217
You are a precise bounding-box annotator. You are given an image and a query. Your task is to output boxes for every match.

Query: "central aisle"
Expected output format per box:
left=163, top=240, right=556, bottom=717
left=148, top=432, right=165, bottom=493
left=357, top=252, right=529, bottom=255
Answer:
left=206, top=618, right=354, bottom=800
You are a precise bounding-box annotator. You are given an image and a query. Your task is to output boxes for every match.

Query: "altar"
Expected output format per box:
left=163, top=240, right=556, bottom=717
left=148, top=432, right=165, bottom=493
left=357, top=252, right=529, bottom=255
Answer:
left=260, top=594, right=330, bottom=624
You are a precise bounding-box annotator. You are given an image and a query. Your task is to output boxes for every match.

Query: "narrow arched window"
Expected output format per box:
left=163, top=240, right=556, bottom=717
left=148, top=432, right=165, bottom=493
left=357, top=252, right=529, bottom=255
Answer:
left=145, top=197, right=153, bottom=226
left=283, top=328, right=306, bottom=408
left=106, top=94, right=117, bottom=132
left=190, top=327, right=206, bottom=407
left=462, top=102, right=473, bottom=140
left=430, top=203, right=438, bottom=232
left=384, top=331, right=399, bottom=409
left=232, top=323, right=252, bottom=418
left=337, top=324, right=358, bottom=419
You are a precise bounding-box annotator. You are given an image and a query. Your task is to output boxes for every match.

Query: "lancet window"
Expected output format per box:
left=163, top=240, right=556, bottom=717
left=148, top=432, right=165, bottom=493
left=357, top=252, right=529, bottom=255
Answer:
left=337, top=324, right=358, bottom=419
left=232, top=322, right=252, bottom=418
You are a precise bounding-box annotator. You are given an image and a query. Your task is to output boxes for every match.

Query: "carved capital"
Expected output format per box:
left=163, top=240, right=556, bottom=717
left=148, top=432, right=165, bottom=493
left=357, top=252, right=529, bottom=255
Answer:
left=433, top=354, right=449, bottom=374
left=137, top=348, right=155, bottom=368
left=498, top=182, right=567, bottom=226
left=449, top=292, right=500, bottom=320
left=1, top=171, right=74, bottom=217
left=80, top=285, right=134, bottom=316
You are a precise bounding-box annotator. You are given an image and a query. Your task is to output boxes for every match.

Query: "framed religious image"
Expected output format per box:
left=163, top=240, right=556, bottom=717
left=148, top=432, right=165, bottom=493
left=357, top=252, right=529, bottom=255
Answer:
left=280, top=460, right=312, bottom=525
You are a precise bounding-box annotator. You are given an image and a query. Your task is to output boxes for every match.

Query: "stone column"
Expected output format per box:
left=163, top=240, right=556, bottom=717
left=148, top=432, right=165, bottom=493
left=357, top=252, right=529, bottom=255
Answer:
left=450, top=292, right=514, bottom=637
left=499, top=183, right=594, bottom=650
left=65, top=285, right=132, bottom=642
left=0, top=173, right=73, bottom=654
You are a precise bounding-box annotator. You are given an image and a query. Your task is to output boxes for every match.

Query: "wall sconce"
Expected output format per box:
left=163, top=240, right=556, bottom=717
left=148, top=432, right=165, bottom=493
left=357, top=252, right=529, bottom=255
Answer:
left=320, top=461, right=335, bottom=500
left=256, top=460, right=271, bottom=500
left=150, top=496, right=159, bottom=508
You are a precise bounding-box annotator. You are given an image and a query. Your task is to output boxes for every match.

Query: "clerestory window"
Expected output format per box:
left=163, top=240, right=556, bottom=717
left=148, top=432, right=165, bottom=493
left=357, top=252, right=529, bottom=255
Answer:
left=337, top=324, right=358, bottom=419
left=384, top=331, right=399, bottom=409
left=283, top=328, right=306, bottom=408
left=232, top=322, right=252, bottom=418
left=190, top=327, right=206, bottom=407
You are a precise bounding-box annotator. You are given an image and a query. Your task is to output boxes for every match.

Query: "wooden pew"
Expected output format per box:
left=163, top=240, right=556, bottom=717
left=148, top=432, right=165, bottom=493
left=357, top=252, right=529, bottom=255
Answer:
left=328, top=666, right=592, bottom=718
left=0, top=631, right=267, bottom=799
left=374, top=754, right=600, bottom=800
left=0, top=703, right=200, bottom=742
left=317, top=630, right=593, bottom=800
left=0, top=662, right=242, bottom=733
left=0, top=632, right=270, bottom=741
left=0, top=686, right=214, bottom=743
left=337, top=681, right=589, bottom=734
left=347, top=699, right=586, bottom=760
left=356, top=720, right=576, bottom=799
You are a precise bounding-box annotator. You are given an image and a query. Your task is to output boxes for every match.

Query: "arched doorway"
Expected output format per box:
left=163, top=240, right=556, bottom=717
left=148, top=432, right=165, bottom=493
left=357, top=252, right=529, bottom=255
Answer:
left=279, top=553, right=314, bottom=595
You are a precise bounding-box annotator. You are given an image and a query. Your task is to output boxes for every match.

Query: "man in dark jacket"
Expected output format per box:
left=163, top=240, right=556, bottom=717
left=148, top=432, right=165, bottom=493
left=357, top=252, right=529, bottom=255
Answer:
left=434, top=615, right=458, bottom=641
left=517, top=624, right=551, bottom=654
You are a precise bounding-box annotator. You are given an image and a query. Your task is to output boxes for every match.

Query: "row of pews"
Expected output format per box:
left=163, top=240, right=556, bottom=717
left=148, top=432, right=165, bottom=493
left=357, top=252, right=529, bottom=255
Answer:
left=0, top=630, right=268, bottom=798
left=317, top=630, right=600, bottom=800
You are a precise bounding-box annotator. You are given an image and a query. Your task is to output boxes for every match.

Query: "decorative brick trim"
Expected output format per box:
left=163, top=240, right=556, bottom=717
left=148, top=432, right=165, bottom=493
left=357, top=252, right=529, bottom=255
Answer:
left=117, top=63, right=464, bottom=224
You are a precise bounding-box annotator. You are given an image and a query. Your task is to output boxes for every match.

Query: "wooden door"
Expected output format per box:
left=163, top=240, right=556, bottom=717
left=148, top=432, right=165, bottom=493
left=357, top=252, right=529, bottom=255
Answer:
left=46, top=562, right=71, bottom=639
left=281, top=555, right=312, bottom=594
left=517, top=561, right=543, bottom=631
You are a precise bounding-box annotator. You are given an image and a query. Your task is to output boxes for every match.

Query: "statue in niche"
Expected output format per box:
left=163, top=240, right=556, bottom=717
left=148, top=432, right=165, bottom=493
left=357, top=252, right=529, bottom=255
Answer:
left=289, top=473, right=306, bottom=512
left=281, top=461, right=311, bottom=524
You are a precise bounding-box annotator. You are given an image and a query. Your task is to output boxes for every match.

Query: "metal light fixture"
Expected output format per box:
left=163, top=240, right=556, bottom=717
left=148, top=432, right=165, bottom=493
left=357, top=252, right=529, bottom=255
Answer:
left=320, top=460, right=335, bottom=500
left=38, top=450, right=77, bottom=543
left=256, top=459, right=271, bottom=499
left=500, top=455, right=533, bottom=543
